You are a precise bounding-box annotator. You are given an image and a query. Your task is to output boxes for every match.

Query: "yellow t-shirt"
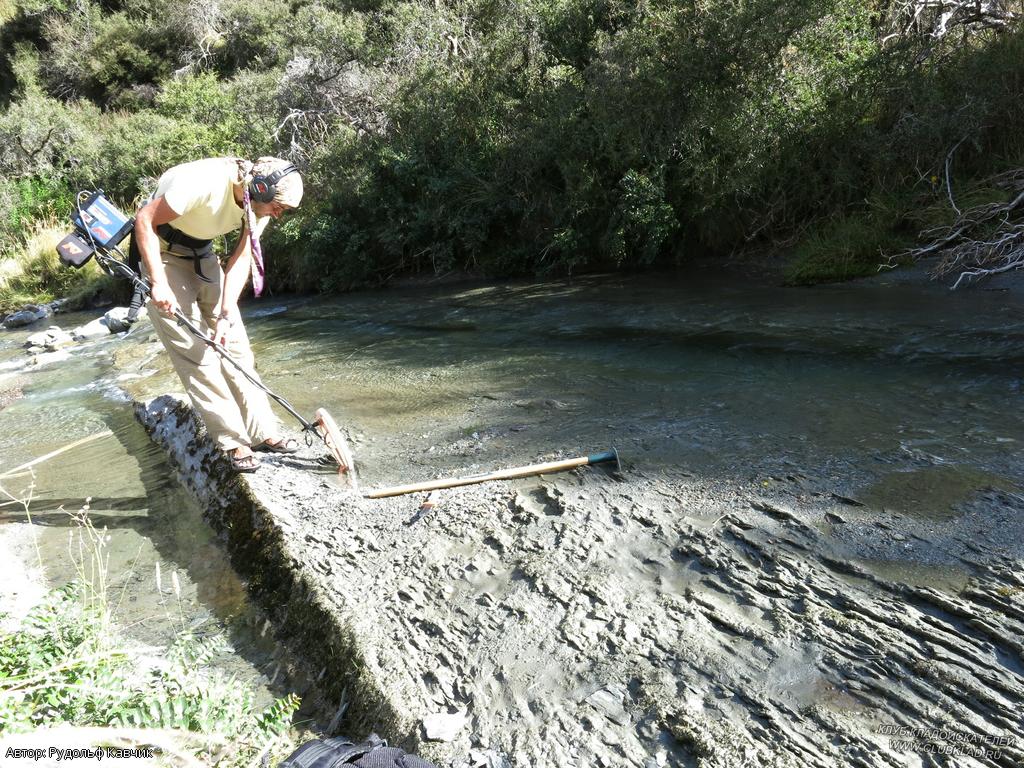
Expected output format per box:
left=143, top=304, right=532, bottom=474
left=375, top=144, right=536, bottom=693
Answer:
left=155, top=158, right=268, bottom=240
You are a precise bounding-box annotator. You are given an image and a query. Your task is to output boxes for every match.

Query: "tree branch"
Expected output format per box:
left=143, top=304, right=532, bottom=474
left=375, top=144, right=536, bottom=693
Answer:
left=896, top=171, right=1024, bottom=287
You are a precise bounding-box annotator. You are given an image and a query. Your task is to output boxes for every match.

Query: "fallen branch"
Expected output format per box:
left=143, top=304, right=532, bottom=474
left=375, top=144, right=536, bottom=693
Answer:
left=895, top=170, right=1024, bottom=287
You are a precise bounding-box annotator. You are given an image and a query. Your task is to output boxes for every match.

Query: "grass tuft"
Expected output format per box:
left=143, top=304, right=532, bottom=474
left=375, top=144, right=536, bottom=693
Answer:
left=783, top=189, right=927, bottom=285
left=0, top=222, right=117, bottom=314
left=0, top=487, right=303, bottom=766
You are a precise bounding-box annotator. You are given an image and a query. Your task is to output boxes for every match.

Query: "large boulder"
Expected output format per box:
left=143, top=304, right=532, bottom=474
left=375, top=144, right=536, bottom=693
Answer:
left=3, top=304, right=51, bottom=329
left=72, top=317, right=111, bottom=341
left=102, top=306, right=134, bottom=333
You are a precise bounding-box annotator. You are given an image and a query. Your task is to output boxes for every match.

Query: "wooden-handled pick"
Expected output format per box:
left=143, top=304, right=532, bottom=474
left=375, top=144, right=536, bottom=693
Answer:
left=364, top=448, right=619, bottom=499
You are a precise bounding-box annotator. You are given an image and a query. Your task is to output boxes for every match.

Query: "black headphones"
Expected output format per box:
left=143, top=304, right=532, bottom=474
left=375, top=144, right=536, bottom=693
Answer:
left=248, top=163, right=298, bottom=203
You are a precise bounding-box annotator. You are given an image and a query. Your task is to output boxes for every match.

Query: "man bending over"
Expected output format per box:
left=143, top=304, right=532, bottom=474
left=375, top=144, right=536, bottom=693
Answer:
left=135, top=156, right=302, bottom=473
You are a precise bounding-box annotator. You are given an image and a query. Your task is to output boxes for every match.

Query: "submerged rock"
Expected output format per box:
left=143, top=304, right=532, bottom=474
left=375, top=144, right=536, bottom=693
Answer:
left=0, top=384, right=23, bottom=410
left=69, top=307, right=146, bottom=340
left=28, top=349, right=72, bottom=367
left=72, top=317, right=111, bottom=341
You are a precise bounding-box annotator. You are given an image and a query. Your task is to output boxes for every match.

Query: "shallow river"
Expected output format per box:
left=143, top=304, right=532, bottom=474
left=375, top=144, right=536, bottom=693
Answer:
left=1, top=267, right=1022, bottom=706
left=243, top=268, right=1022, bottom=506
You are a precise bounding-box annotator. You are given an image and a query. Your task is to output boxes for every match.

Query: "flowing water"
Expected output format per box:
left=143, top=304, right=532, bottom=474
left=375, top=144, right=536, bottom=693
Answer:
left=2, top=267, right=1022, bottom=709
left=239, top=268, right=1023, bottom=499
left=0, top=311, right=312, bottom=710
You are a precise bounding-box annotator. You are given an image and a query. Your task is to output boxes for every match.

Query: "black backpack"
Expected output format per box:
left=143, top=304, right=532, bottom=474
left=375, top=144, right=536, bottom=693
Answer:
left=279, top=735, right=437, bottom=768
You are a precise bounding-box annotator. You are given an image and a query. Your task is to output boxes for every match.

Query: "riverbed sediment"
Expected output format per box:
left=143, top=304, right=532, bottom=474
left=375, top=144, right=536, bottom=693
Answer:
left=6, top=269, right=1023, bottom=767
left=134, top=391, right=1024, bottom=768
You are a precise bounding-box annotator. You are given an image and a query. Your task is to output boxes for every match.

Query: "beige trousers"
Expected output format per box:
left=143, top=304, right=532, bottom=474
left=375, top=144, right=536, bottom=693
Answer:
left=144, top=246, right=279, bottom=451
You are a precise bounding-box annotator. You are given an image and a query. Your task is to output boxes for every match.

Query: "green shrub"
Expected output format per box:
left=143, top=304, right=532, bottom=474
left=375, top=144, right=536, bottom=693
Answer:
left=42, top=4, right=177, bottom=103
left=155, top=72, right=244, bottom=155
left=605, top=169, right=679, bottom=267
left=0, top=509, right=301, bottom=766
left=0, top=54, right=102, bottom=181
left=5, top=0, right=1024, bottom=294
left=215, top=0, right=293, bottom=72
left=0, top=177, right=70, bottom=245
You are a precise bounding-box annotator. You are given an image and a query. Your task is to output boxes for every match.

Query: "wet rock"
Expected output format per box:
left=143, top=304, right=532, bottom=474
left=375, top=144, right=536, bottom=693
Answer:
left=102, top=306, right=134, bottom=333
left=24, top=326, right=75, bottom=352
left=750, top=498, right=800, bottom=523
left=511, top=398, right=572, bottom=410
left=831, top=492, right=865, bottom=507
left=72, top=317, right=112, bottom=340
left=586, top=686, right=630, bottom=725
left=467, top=749, right=509, bottom=768
left=28, top=349, right=72, bottom=367
left=3, top=304, right=50, bottom=329
left=422, top=710, right=468, bottom=742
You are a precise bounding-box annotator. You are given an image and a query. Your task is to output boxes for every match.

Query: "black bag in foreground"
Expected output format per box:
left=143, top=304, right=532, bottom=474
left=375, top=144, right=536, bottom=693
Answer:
left=279, top=735, right=437, bottom=768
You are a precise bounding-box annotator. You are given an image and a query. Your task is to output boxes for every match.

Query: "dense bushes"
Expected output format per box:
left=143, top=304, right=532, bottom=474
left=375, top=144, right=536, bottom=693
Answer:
left=271, top=0, right=1024, bottom=289
left=1, top=0, right=1023, bottom=305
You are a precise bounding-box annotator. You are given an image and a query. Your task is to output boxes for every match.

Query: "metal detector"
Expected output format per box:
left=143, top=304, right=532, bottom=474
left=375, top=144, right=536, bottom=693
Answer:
left=59, top=190, right=358, bottom=487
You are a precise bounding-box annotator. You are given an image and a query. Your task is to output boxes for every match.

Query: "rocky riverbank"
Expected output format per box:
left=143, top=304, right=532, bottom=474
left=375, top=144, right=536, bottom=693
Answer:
left=134, top=393, right=1024, bottom=768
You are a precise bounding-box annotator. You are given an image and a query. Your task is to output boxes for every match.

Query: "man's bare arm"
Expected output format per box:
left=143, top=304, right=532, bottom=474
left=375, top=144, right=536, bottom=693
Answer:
left=212, top=226, right=258, bottom=345
left=134, top=196, right=181, bottom=315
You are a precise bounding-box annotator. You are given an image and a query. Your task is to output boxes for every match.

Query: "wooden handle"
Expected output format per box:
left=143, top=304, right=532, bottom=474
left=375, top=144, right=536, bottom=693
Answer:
left=365, top=454, right=604, bottom=499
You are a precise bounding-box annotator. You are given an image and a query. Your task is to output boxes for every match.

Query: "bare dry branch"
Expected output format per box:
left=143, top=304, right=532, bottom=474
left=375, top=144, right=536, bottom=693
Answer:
left=896, top=170, right=1024, bottom=287
left=15, top=126, right=56, bottom=162
left=944, top=134, right=970, bottom=215
left=880, top=0, right=1021, bottom=57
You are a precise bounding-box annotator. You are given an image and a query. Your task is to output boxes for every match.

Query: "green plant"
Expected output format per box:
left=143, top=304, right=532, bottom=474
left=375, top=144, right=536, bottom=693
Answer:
left=0, top=221, right=117, bottom=312
left=0, top=492, right=303, bottom=766
left=0, top=177, right=70, bottom=240
left=155, top=72, right=245, bottom=155
left=784, top=212, right=911, bottom=284
left=4, top=0, right=1024, bottom=292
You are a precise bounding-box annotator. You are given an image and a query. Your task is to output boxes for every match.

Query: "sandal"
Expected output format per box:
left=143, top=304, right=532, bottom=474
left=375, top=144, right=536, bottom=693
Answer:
left=230, top=452, right=261, bottom=473
left=255, top=437, right=301, bottom=454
